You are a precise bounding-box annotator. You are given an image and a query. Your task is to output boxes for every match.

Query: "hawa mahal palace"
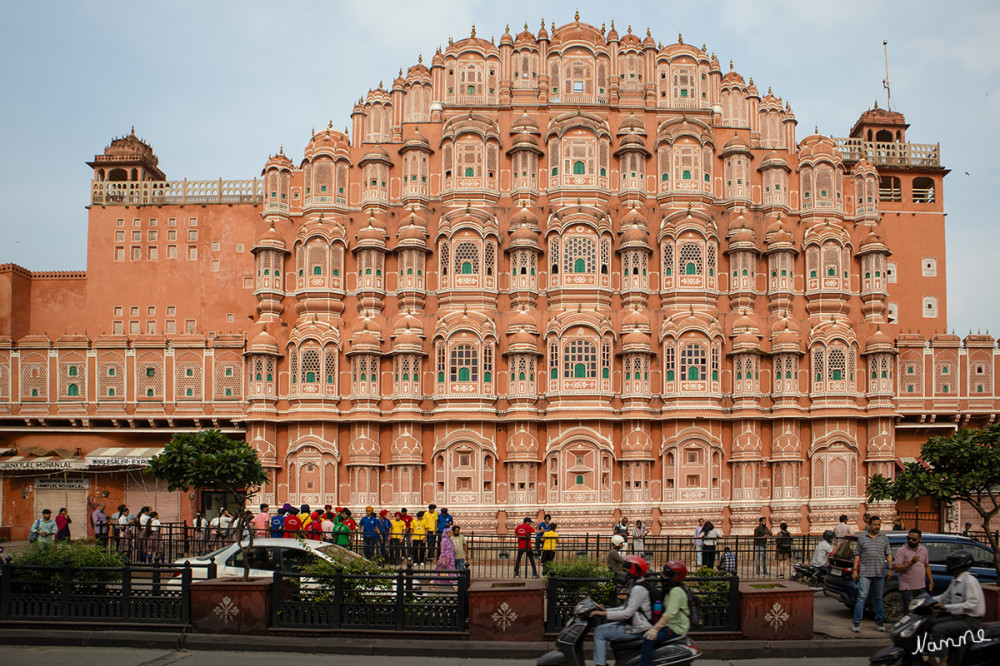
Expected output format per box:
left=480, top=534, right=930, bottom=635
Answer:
left=0, top=17, right=993, bottom=537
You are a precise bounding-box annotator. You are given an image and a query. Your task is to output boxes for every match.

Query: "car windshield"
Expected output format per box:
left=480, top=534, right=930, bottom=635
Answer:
left=194, top=545, right=233, bottom=561
left=315, top=545, right=359, bottom=563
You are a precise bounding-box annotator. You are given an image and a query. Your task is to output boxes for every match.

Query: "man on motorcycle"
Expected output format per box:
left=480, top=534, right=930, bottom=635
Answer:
left=926, top=549, right=985, bottom=666
left=811, top=530, right=835, bottom=567
left=607, top=534, right=627, bottom=574
left=639, top=560, right=691, bottom=666
left=591, top=555, right=653, bottom=666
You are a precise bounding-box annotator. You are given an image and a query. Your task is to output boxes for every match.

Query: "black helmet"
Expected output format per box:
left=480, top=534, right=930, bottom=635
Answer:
left=945, top=550, right=974, bottom=575
left=823, top=530, right=835, bottom=542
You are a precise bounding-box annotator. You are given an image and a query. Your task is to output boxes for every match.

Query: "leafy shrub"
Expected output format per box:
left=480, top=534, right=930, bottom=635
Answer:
left=9, top=541, right=125, bottom=592
left=299, top=556, right=395, bottom=604
left=687, top=565, right=733, bottom=606
left=545, top=558, right=617, bottom=607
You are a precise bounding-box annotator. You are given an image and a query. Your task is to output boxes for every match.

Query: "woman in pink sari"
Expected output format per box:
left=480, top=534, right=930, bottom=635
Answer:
left=435, top=527, right=457, bottom=583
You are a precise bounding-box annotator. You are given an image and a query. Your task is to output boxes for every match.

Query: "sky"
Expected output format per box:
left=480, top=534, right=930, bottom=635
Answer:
left=1, top=1, right=998, bottom=335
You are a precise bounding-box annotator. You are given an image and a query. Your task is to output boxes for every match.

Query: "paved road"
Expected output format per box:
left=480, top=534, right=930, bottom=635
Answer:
left=0, top=647, right=870, bottom=665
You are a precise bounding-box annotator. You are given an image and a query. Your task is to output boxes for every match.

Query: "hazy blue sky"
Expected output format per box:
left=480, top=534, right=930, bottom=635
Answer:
left=1, top=1, right=997, bottom=334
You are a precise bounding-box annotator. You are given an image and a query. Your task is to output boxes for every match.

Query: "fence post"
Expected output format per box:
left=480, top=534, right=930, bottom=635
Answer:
left=208, top=556, right=217, bottom=580
left=122, top=560, right=132, bottom=620
left=62, top=558, right=72, bottom=618
left=395, top=570, right=405, bottom=630
left=0, top=559, right=12, bottom=620
left=181, top=563, right=192, bottom=624
left=271, top=571, right=282, bottom=628
left=331, top=569, right=343, bottom=629
left=728, top=575, right=740, bottom=631
left=544, top=575, right=558, bottom=633
left=457, top=568, right=470, bottom=631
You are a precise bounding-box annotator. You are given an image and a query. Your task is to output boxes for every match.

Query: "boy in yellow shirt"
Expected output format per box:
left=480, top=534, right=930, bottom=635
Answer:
left=390, top=512, right=406, bottom=564
left=541, top=522, right=559, bottom=574
left=423, top=504, right=439, bottom=561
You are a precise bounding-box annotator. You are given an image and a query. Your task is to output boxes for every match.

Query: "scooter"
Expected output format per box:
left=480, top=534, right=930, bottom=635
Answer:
left=537, top=597, right=702, bottom=666
left=869, top=594, right=1000, bottom=665
left=791, top=562, right=826, bottom=588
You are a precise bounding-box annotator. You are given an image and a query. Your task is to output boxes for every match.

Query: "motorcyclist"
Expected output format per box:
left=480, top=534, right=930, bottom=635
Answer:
left=810, top=530, right=835, bottom=568
left=639, top=560, right=691, bottom=666
left=591, top=555, right=653, bottom=666
left=607, top=534, right=627, bottom=574
left=925, top=549, right=985, bottom=666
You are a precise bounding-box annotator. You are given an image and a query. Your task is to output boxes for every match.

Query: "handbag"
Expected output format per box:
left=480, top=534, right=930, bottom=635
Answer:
left=28, top=519, right=40, bottom=543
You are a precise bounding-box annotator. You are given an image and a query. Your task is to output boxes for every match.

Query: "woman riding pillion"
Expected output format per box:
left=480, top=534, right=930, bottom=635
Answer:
left=591, top=556, right=654, bottom=666
left=639, top=560, right=691, bottom=666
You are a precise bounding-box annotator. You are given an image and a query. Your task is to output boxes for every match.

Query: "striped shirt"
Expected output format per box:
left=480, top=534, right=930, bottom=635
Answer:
left=855, top=532, right=891, bottom=577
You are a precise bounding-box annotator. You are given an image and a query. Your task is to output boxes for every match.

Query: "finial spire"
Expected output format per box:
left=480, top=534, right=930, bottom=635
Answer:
left=677, top=31, right=682, bottom=43
left=505, top=23, right=510, bottom=33
left=729, top=59, right=733, bottom=70
left=471, top=24, right=476, bottom=38
left=627, top=24, right=632, bottom=34
left=575, top=8, right=579, bottom=21
left=418, top=53, right=422, bottom=64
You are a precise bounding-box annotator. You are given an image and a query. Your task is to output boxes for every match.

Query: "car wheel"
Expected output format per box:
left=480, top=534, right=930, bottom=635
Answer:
left=883, top=589, right=904, bottom=624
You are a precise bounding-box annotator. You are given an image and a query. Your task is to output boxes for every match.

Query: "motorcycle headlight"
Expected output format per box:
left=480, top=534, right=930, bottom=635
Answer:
left=898, top=619, right=919, bottom=639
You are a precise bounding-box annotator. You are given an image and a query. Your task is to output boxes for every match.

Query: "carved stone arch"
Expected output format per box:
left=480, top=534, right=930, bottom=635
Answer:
left=285, top=436, right=340, bottom=508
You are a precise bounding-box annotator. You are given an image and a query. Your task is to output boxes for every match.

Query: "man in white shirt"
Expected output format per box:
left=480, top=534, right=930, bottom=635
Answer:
left=833, top=514, right=852, bottom=545
left=927, top=550, right=985, bottom=666
left=811, top=530, right=835, bottom=567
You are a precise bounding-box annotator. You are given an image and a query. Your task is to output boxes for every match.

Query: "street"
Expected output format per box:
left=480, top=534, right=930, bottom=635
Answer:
left=0, top=647, right=870, bottom=665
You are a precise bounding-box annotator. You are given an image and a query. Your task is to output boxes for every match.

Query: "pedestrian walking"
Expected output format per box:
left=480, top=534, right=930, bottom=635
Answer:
left=30, top=508, right=57, bottom=545
left=700, top=521, right=721, bottom=569
left=851, top=515, right=893, bottom=633
left=541, top=522, right=559, bottom=574
left=513, top=517, right=538, bottom=578
left=775, top=522, right=792, bottom=578
left=54, top=508, right=72, bottom=541
left=632, top=520, right=647, bottom=558
left=693, top=518, right=704, bottom=567
left=147, top=511, right=164, bottom=562
left=753, top=516, right=771, bottom=576
left=92, top=503, right=109, bottom=546
left=436, top=526, right=457, bottom=577
left=893, top=528, right=933, bottom=610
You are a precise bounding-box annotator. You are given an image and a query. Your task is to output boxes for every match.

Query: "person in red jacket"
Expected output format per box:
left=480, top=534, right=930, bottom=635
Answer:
left=307, top=511, right=324, bottom=540
left=513, top=517, right=538, bottom=578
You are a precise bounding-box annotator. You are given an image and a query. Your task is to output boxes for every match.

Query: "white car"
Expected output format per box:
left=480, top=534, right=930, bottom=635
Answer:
left=174, top=538, right=364, bottom=579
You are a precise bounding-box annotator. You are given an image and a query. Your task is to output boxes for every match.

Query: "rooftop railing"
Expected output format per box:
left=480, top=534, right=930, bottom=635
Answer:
left=91, top=179, right=263, bottom=206
left=834, top=138, right=941, bottom=168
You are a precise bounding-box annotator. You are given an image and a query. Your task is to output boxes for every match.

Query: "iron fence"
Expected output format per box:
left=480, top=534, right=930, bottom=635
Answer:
left=543, top=574, right=739, bottom=634
left=272, top=567, right=470, bottom=631
left=0, top=560, right=211, bottom=624
left=125, top=526, right=826, bottom=581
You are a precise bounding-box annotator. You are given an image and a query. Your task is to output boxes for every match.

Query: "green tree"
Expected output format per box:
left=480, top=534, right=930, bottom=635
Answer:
left=866, top=424, right=1000, bottom=576
left=147, top=429, right=268, bottom=580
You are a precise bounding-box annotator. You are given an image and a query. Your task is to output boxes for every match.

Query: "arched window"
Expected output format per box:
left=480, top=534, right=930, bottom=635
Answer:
left=454, top=241, right=479, bottom=276
left=563, top=235, right=596, bottom=275
left=68, top=366, right=78, bottom=377
left=67, top=383, right=79, bottom=396
left=680, top=343, right=707, bottom=381
left=573, top=160, right=585, bottom=174
left=679, top=243, right=703, bottom=276
left=450, top=344, right=478, bottom=382
left=563, top=339, right=597, bottom=378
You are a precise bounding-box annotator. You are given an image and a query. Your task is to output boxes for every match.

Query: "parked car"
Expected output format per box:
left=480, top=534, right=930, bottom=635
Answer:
left=174, top=538, right=364, bottom=579
left=823, top=531, right=996, bottom=623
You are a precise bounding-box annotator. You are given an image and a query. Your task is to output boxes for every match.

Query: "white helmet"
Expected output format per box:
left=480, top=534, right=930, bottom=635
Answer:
left=611, top=535, right=625, bottom=547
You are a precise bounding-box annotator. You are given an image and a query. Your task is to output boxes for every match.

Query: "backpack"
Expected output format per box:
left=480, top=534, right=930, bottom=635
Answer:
left=29, top=519, right=40, bottom=543
left=777, top=532, right=793, bottom=551
left=639, top=579, right=665, bottom=623
left=680, top=584, right=703, bottom=628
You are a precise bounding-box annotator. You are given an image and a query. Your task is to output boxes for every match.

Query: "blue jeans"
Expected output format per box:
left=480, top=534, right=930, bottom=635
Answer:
left=639, top=626, right=680, bottom=666
left=363, top=535, right=378, bottom=559
left=593, top=622, right=639, bottom=666
left=853, top=575, right=886, bottom=625
left=455, top=558, right=466, bottom=570
left=754, top=545, right=769, bottom=575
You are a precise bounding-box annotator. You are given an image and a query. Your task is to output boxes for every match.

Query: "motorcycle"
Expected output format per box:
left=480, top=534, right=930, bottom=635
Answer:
left=869, top=594, right=1000, bottom=665
left=791, top=562, right=827, bottom=588
left=537, top=597, right=702, bottom=666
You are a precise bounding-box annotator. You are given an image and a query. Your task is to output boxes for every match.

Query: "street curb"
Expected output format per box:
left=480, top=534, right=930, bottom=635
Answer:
left=0, top=628, right=892, bottom=660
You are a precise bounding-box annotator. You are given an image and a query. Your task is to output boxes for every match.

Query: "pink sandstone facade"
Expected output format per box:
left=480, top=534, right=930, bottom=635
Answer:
left=0, top=18, right=995, bottom=538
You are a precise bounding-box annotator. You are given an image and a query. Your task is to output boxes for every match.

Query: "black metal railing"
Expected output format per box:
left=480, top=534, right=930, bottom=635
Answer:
left=0, top=559, right=214, bottom=624
left=272, top=567, right=470, bottom=631
left=103, top=526, right=825, bottom=581
left=543, top=574, right=739, bottom=634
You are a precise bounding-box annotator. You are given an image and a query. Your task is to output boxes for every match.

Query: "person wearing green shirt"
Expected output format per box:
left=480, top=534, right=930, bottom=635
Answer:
left=332, top=516, right=352, bottom=547
left=31, top=509, right=58, bottom=546
left=638, top=560, right=691, bottom=666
